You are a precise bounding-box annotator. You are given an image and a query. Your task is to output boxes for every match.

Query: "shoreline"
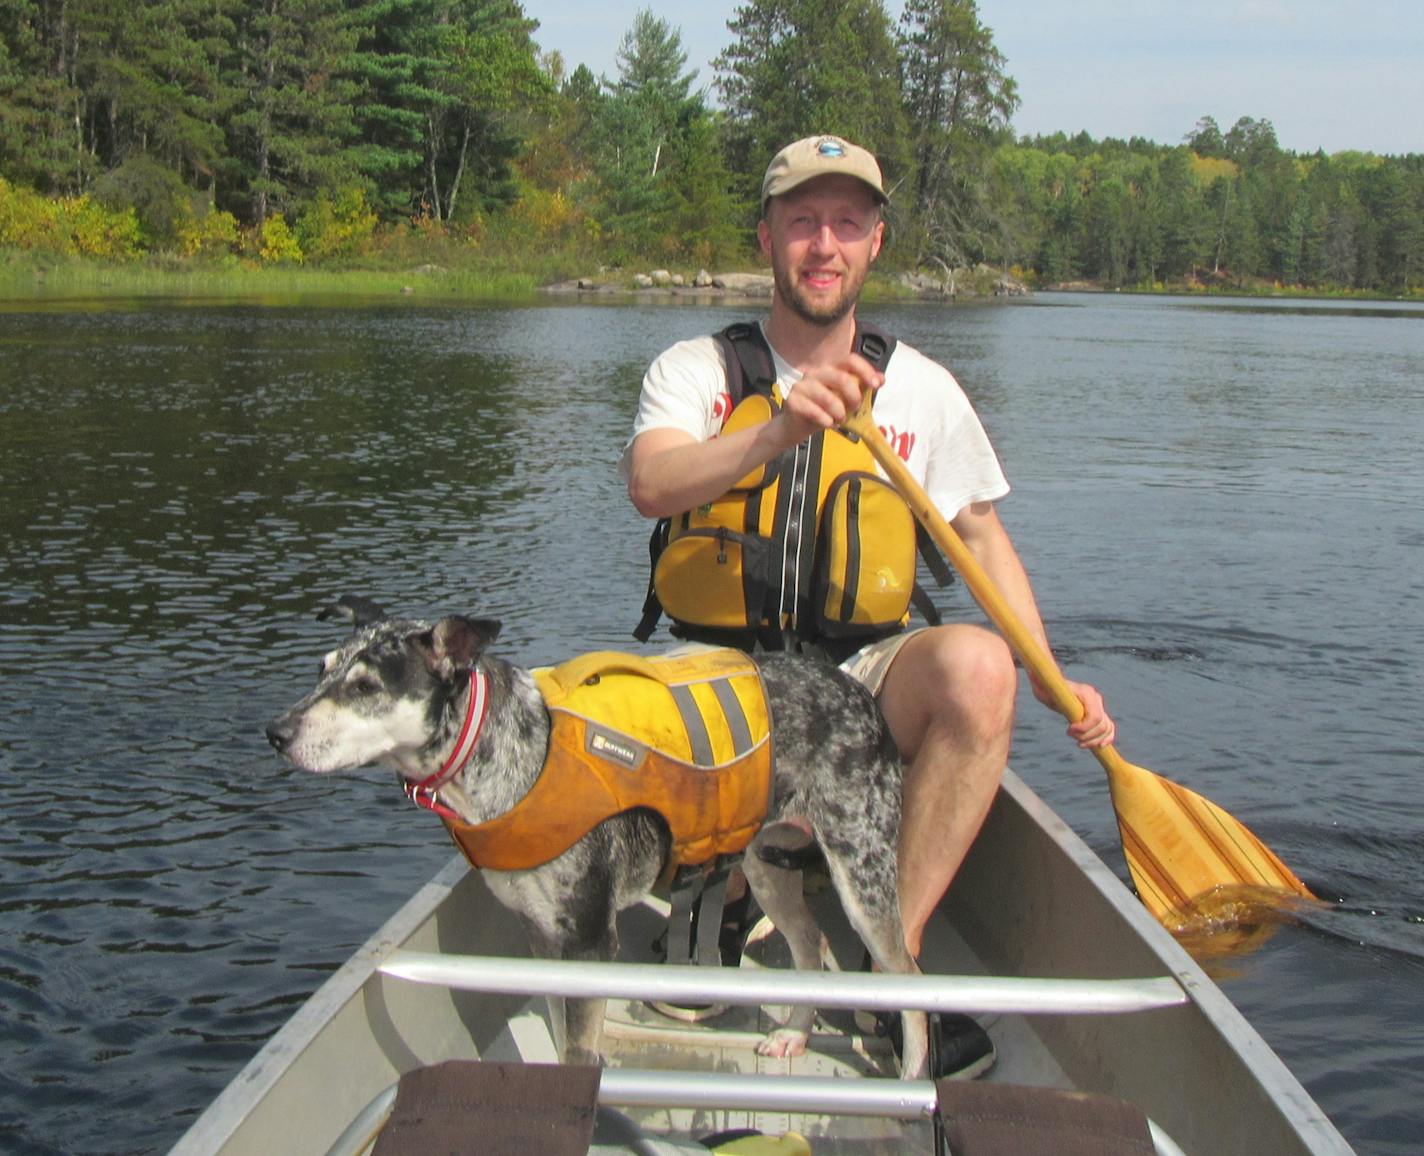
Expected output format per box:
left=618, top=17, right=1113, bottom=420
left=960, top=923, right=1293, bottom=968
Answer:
left=1, top=253, right=1417, bottom=307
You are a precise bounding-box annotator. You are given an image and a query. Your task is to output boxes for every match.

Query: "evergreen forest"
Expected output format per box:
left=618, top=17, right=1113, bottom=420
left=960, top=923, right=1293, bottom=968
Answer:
left=2, top=0, right=1421, bottom=294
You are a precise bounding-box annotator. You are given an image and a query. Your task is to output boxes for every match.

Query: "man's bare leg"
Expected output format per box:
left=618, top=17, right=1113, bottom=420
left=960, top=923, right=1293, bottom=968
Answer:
left=875, top=625, right=1017, bottom=957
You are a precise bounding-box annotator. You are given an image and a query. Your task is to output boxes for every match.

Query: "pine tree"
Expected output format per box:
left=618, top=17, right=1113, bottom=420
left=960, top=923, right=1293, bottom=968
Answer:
left=585, top=8, right=729, bottom=260
left=0, top=0, right=90, bottom=192
left=358, top=0, right=546, bottom=222
left=715, top=0, right=905, bottom=201
left=231, top=0, right=367, bottom=224
left=896, top=0, right=1016, bottom=270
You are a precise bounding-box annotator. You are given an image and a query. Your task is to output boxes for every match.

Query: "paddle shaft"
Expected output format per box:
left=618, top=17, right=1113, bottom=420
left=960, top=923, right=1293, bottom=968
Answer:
left=844, top=397, right=1314, bottom=915
left=843, top=401, right=1103, bottom=745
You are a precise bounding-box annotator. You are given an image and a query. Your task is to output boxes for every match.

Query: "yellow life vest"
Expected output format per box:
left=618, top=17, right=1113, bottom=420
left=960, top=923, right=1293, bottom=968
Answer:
left=636, top=322, right=940, bottom=652
left=440, top=648, right=773, bottom=873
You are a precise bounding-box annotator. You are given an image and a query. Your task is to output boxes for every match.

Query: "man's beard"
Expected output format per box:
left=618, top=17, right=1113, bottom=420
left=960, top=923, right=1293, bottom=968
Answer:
left=772, top=260, right=869, bottom=328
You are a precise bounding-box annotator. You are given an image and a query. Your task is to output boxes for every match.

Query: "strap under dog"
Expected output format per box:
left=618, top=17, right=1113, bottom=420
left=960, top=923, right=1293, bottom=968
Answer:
left=664, top=856, right=739, bottom=968
left=695, top=859, right=733, bottom=969
left=664, top=865, right=704, bottom=966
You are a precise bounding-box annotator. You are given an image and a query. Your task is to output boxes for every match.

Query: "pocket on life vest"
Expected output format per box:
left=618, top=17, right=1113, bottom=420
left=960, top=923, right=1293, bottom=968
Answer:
left=815, top=472, right=917, bottom=636
left=654, top=528, right=772, bottom=630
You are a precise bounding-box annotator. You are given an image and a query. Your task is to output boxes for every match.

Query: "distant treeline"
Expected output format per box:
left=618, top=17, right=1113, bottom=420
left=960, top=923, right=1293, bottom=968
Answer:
left=2, top=0, right=1420, bottom=292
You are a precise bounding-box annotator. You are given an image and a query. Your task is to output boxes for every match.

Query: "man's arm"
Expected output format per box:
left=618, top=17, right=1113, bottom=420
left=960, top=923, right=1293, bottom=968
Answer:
left=953, top=500, right=1117, bottom=749
left=626, top=424, right=791, bottom=519
left=626, top=355, right=884, bottom=519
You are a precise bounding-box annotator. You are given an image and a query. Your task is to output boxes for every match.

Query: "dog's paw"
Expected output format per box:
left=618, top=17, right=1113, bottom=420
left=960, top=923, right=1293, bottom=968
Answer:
left=563, top=1046, right=605, bottom=1068
left=756, top=1028, right=810, bottom=1059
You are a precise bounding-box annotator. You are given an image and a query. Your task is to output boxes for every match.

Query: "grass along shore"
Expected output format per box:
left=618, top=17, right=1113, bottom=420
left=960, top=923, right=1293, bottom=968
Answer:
left=0, top=252, right=544, bottom=304
left=2, top=250, right=1415, bottom=306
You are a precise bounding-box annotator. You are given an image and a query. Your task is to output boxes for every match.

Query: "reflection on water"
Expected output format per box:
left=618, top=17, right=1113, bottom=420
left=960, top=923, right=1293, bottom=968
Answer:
left=1, top=293, right=1421, bottom=1154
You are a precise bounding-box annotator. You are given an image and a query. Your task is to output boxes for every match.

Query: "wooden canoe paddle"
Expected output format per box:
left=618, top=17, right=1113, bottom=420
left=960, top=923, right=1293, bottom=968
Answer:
left=842, top=395, right=1315, bottom=926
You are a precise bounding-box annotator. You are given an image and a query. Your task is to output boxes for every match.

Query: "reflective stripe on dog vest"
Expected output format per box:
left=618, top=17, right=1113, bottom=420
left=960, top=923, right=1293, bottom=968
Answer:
left=440, top=648, right=774, bottom=873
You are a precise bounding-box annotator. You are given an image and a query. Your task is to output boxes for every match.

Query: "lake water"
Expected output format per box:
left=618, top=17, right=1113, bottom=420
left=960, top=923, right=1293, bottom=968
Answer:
left=0, top=291, right=1420, bottom=1154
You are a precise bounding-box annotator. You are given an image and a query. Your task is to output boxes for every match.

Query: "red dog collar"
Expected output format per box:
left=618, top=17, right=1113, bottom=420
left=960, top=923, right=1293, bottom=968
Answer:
left=404, top=670, right=488, bottom=819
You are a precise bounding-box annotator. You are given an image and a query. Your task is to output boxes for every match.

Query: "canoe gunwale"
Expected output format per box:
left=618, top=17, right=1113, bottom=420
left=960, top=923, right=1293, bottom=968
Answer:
left=958, top=771, right=1352, bottom=1154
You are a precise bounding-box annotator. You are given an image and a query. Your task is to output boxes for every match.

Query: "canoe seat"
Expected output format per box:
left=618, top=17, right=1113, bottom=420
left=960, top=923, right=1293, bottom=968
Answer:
left=935, top=1079, right=1155, bottom=1155
left=340, top=1060, right=1168, bottom=1156
left=360, top=1059, right=810, bottom=1155
left=371, top=1060, right=599, bottom=1156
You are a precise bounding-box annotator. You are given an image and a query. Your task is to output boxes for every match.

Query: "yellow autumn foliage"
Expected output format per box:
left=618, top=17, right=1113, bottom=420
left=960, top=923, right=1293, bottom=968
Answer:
left=0, top=178, right=142, bottom=259
left=1190, top=156, right=1239, bottom=186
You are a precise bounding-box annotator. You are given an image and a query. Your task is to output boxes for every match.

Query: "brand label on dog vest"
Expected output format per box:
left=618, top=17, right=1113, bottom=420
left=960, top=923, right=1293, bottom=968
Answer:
left=587, top=726, right=642, bottom=769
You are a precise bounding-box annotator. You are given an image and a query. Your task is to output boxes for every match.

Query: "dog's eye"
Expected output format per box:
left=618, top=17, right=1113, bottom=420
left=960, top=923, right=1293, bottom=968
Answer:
left=348, top=674, right=381, bottom=696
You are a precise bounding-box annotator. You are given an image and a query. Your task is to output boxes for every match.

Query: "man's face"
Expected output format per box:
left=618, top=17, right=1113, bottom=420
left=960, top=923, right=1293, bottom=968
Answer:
left=759, top=175, right=885, bottom=328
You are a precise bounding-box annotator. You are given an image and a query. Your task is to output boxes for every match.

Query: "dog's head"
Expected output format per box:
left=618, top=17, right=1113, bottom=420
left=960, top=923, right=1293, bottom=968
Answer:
left=265, top=599, right=501, bottom=776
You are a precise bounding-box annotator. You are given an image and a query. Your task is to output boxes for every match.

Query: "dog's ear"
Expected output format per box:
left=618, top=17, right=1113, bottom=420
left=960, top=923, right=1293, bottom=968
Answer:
left=317, top=594, right=388, bottom=627
left=424, top=616, right=501, bottom=677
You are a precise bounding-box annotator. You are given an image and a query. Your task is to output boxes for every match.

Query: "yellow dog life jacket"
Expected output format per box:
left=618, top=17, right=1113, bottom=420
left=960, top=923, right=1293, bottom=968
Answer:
left=440, top=648, right=773, bottom=873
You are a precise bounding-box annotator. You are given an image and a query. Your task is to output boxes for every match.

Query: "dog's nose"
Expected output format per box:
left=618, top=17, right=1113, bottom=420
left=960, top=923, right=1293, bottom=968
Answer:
left=265, top=719, right=294, bottom=754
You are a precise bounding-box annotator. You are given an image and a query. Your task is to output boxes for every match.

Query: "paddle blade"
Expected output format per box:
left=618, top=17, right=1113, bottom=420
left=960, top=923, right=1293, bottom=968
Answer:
left=1100, top=747, right=1315, bottom=924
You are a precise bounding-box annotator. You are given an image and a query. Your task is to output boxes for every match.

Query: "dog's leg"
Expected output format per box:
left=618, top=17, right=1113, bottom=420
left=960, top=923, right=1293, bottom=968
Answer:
left=818, top=848, right=929, bottom=1079
left=560, top=992, right=608, bottom=1067
left=519, top=918, right=615, bottom=1067
left=741, top=827, right=830, bottom=1059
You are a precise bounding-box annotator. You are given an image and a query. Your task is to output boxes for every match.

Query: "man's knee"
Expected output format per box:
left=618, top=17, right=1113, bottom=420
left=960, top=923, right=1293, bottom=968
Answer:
left=910, top=625, right=1015, bottom=702
left=879, top=626, right=1017, bottom=750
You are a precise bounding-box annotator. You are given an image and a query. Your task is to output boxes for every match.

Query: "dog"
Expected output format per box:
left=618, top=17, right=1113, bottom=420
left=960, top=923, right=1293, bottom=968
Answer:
left=265, top=597, right=927, bottom=1076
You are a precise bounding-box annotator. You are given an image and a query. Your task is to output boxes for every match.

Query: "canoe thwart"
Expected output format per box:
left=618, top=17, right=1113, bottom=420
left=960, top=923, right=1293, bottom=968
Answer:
left=378, top=951, right=1188, bottom=1016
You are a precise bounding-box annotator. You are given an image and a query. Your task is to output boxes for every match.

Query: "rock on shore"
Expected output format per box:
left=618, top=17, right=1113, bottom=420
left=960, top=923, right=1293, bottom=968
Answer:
left=542, top=264, right=1027, bottom=299
left=541, top=270, right=774, bottom=297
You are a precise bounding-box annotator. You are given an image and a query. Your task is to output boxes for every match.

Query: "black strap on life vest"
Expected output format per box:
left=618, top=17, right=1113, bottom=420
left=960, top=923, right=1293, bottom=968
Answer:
left=716, top=318, right=895, bottom=408
left=634, top=321, right=953, bottom=647
left=662, top=856, right=739, bottom=968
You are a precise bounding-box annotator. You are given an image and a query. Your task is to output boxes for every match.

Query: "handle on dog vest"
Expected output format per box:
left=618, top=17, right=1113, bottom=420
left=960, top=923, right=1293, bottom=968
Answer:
left=540, top=652, right=664, bottom=699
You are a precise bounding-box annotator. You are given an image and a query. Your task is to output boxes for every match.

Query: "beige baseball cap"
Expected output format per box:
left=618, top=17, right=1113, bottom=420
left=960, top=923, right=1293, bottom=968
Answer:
left=761, top=135, right=888, bottom=209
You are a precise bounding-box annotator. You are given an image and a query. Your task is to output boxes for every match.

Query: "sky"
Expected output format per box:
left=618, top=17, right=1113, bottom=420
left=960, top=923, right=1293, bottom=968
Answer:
left=521, top=0, right=1423, bottom=156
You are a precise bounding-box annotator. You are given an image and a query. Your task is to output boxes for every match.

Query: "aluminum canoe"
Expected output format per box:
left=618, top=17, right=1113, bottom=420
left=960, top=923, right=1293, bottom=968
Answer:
left=170, top=770, right=1351, bottom=1155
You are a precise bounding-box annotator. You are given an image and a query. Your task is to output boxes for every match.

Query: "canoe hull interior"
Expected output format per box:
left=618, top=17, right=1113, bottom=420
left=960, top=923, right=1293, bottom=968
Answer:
left=170, top=771, right=1351, bottom=1156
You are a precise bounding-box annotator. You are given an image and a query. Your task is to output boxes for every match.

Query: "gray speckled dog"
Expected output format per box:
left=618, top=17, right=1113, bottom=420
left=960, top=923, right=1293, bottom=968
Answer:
left=265, top=597, right=926, bottom=1076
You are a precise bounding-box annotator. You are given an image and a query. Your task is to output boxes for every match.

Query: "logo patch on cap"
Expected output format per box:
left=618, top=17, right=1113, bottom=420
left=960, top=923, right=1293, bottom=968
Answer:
left=817, top=138, right=847, bottom=157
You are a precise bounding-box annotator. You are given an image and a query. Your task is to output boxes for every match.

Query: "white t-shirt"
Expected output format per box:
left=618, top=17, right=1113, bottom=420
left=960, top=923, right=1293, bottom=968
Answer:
left=624, top=323, right=1009, bottom=521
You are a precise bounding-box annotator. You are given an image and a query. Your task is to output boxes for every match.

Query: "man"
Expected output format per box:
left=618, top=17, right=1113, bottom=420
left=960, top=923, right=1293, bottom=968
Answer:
left=623, top=134, right=1116, bottom=1076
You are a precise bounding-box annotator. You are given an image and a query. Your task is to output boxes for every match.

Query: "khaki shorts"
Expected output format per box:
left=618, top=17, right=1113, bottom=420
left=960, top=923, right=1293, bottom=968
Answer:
left=836, top=629, right=922, bottom=698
